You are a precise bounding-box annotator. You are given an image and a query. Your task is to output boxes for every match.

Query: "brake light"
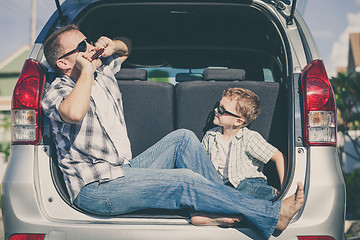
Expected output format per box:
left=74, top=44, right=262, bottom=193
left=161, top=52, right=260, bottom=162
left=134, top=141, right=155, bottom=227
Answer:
left=301, top=59, right=336, bottom=146
left=9, top=234, right=45, bottom=240
left=11, top=59, right=46, bottom=145
left=298, top=236, right=335, bottom=240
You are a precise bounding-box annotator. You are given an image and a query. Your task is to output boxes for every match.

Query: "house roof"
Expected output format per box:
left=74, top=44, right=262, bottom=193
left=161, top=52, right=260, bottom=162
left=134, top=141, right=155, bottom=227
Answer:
left=0, top=45, right=30, bottom=106
left=0, top=45, right=30, bottom=74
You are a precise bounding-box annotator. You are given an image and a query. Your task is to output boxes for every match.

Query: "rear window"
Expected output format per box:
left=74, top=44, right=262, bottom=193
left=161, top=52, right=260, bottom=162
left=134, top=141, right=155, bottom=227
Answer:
left=76, top=3, right=287, bottom=84
left=140, top=66, right=277, bottom=84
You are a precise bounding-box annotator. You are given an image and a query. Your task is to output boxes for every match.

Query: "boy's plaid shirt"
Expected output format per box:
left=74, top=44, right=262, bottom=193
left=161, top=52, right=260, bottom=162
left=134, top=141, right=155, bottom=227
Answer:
left=41, top=55, right=130, bottom=203
left=202, top=126, right=278, bottom=188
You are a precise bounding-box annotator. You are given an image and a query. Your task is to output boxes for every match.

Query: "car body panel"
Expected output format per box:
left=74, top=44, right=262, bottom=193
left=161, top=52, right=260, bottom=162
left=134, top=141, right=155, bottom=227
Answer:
left=2, top=0, right=345, bottom=239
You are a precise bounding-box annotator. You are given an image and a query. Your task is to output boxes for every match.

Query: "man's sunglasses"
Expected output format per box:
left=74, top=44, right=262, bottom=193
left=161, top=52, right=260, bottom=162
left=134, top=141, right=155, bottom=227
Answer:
left=58, top=39, right=87, bottom=59
left=216, top=103, right=242, bottom=119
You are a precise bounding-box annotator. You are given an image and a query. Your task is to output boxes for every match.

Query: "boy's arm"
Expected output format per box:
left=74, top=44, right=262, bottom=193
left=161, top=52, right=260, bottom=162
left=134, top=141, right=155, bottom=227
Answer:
left=271, top=150, right=286, bottom=189
left=201, top=132, right=211, bottom=153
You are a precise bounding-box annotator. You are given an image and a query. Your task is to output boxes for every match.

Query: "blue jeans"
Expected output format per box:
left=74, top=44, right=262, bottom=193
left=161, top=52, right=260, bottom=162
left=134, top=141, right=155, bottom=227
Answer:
left=74, top=129, right=281, bottom=239
left=236, top=178, right=277, bottom=201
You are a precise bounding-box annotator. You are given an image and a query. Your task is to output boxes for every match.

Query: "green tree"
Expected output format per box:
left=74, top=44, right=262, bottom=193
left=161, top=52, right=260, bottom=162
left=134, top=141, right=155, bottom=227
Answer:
left=0, top=112, right=11, bottom=162
left=344, top=169, right=360, bottom=218
left=332, top=72, right=360, bottom=219
left=149, top=69, right=169, bottom=83
left=331, top=72, right=360, bottom=162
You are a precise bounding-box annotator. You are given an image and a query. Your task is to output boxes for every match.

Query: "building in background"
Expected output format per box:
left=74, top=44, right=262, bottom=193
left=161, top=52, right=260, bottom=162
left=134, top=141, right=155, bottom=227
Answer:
left=0, top=44, right=29, bottom=181
left=338, top=32, right=360, bottom=75
left=347, top=32, right=360, bottom=75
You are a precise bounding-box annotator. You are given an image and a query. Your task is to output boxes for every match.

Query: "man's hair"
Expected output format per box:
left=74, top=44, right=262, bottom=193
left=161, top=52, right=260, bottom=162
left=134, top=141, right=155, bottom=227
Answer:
left=222, top=87, right=260, bottom=126
left=43, top=24, right=79, bottom=73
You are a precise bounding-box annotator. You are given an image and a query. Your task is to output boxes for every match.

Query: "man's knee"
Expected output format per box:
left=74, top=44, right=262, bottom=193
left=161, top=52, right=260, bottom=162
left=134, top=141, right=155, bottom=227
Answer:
left=173, top=129, right=199, bottom=142
left=175, top=168, right=204, bottom=182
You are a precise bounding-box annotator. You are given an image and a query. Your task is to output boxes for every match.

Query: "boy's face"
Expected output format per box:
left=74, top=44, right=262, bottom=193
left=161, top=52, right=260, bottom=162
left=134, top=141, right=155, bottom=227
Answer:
left=213, top=96, right=245, bottom=128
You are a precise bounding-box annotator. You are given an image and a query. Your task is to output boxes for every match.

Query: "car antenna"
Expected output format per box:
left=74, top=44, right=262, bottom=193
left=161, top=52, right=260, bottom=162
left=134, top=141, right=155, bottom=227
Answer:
left=55, top=0, right=66, bottom=26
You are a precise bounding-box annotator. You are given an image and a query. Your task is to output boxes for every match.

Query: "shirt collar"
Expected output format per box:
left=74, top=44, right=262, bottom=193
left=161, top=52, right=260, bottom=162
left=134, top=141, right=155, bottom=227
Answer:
left=209, top=126, right=248, bottom=141
left=234, top=127, right=248, bottom=140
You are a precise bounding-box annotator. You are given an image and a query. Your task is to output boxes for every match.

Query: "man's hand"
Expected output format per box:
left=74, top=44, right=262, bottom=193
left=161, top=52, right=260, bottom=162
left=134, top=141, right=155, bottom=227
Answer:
left=94, top=36, right=117, bottom=58
left=94, top=36, right=132, bottom=62
left=75, top=51, right=102, bottom=74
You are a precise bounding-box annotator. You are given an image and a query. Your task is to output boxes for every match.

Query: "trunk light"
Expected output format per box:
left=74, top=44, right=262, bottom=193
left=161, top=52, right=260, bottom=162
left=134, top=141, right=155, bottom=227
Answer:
left=9, top=234, right=45, bottom=240
left=301, top=59, right=336, bottom=146
left=298, top=236, right=335, bottom=240
left=11, top=59, right=46, bottom=145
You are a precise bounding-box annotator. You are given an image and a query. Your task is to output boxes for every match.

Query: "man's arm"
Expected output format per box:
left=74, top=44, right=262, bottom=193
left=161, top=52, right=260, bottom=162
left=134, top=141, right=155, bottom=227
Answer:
left=114, top=37, right=132, bottom=63
left=59, top=36, right=131, bottom=124
left=58, top=52, right=96, bottom=124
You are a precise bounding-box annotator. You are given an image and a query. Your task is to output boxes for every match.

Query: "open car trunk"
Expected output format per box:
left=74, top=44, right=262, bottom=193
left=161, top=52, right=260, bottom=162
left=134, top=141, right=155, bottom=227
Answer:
left=46, top=0, right=291, bottom=219
left=68, top=1, right=289, bottom=82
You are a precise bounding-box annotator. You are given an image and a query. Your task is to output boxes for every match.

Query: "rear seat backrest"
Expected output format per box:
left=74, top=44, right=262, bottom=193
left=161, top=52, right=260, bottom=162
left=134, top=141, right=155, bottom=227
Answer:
left=117, top=69, right=175, bottom=157
left=115, top=68, right=148, bottom=81
left=203, top=69, right=246, bottom=81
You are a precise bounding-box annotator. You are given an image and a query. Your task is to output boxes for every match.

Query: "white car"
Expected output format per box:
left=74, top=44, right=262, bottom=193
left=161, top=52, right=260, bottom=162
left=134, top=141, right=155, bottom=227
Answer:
left=2, top=0, right=345, bottom=239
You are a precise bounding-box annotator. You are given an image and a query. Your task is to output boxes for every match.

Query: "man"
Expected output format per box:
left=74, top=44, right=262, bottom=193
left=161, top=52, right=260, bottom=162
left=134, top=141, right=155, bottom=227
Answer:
left=42, top=24, right=303, bottom=239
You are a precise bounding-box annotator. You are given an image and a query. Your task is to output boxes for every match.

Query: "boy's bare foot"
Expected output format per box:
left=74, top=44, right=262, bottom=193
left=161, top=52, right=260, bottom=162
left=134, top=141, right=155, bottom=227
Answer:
left=191, top=212, right=243, bottom=227
left=276, top=182, right=304, bottom=231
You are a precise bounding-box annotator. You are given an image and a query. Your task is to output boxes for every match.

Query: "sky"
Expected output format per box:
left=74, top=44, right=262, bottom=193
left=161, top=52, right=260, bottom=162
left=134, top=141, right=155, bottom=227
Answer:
left=0, top=0, right=360, bottom=78
left=301, top=0, right=360, bottom=77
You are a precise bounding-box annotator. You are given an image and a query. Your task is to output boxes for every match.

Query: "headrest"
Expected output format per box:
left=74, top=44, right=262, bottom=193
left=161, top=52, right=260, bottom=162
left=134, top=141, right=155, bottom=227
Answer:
left=115, top=69, right=148, bottom=81
left=203, top=69, right=246, bottom=81
left=176, top=73, right=203, bottom=82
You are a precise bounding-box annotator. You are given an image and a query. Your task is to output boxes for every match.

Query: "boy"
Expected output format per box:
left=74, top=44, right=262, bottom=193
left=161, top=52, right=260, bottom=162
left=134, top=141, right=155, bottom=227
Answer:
left=202, top=87, right=285, bottom=200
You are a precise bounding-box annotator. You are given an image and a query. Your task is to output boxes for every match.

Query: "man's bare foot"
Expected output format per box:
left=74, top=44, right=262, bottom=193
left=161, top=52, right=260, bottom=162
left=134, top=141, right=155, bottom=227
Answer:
left=191, top=212, right=243, bottom=227
left=276, top=182, right=304, bottom=231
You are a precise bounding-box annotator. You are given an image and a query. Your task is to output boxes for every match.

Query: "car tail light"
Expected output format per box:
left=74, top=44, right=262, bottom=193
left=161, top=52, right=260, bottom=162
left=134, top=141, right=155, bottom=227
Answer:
left=298, top=236, right=335, bottom=240
left=301, top=59, right=336, bottom=146
left=9, top=234, right=45, bottom=240
left=11, top=59, right=46, bottom=145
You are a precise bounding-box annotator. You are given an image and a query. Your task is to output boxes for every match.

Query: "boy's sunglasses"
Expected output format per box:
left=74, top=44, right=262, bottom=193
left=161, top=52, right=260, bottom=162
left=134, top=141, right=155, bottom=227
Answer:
left=58, top=39, right=87, bottom=59
left=216, top=103, right=242, bottom=119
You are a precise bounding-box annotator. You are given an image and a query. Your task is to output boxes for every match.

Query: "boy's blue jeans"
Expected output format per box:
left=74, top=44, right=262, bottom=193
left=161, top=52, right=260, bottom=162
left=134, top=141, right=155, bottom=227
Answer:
left=236, top=178, right=278, bottom=201
left=74, top=129, right=281, bottom=239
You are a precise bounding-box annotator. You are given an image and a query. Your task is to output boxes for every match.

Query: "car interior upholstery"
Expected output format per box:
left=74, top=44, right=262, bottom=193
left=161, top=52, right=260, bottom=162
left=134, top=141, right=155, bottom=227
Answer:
left=49, top=2, right=289, bottom=214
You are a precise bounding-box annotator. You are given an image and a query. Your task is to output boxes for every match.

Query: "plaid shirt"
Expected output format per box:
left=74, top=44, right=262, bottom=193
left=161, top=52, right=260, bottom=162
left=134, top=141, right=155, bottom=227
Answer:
left=202, top=126, right=277, bottom=188
left=42, top=55, right=130, bottom=203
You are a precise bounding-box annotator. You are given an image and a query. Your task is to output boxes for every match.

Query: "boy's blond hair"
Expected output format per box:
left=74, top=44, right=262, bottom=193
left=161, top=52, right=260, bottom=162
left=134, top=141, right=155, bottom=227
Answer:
left=222, top=87, right=260, bottom=126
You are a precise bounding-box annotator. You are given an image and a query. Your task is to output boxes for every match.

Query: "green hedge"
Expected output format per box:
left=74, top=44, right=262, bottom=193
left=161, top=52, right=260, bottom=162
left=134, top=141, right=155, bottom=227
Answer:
left=344, top=169, right=360, bottom=219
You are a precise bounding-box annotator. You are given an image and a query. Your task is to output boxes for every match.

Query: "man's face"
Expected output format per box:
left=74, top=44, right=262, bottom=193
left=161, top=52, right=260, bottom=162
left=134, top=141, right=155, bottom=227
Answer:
left=58, top=30, right=94, bottom=63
